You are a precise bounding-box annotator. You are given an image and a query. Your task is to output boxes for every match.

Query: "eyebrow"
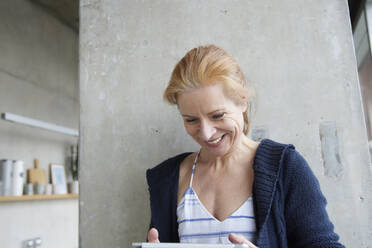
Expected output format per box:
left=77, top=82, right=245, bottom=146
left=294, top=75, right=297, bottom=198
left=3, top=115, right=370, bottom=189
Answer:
left=181, top=109, right=225, bottom=118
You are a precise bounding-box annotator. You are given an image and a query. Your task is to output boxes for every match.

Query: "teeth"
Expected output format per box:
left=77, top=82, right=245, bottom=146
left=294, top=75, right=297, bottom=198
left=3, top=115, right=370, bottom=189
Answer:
left=207, top=136, right=222, bottom=144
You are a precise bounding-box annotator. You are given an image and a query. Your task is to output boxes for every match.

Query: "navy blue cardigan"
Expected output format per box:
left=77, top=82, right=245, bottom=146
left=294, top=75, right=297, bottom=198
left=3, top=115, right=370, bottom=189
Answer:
left=146, top=139, right=345, bottom=247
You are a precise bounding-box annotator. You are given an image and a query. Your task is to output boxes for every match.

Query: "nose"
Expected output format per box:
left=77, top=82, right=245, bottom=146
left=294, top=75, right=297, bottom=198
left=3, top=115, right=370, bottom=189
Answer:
left=199, top=120, right=216, bottom=141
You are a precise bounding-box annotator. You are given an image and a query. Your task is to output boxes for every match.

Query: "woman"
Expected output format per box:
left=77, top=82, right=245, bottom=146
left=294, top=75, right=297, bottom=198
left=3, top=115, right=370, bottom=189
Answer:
left=146, top=45, right=344, bottom=247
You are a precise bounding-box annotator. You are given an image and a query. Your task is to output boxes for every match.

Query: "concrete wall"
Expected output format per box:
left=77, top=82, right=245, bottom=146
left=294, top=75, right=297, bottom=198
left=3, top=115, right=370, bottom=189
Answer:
left=0, top=0, right=79, bottom=247
left=80, top=0, right=372, bottom=247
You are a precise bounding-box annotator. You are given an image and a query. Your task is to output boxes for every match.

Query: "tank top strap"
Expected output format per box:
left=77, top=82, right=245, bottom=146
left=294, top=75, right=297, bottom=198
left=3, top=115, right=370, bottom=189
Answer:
left=189, top=151, right=200, bottom=188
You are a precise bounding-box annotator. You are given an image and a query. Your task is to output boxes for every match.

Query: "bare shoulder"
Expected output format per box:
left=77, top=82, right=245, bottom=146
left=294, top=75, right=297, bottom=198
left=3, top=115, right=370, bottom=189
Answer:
left=247, top=138, right=260, bottom=150
left=177, top=153, right=196, bottom=203
left=179, top=152, right=196, bottom=184
left=241, top=137, right=260, bottom=162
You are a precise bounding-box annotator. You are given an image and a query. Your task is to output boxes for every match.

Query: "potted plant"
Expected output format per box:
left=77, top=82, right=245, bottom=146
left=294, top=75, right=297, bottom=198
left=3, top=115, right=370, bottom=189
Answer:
left=68, top=144, right=79, bottom=194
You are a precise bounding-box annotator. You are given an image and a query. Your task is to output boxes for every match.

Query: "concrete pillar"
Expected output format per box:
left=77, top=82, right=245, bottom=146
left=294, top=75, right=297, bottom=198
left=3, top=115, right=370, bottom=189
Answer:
left=80, top=1, right=372, bottom=247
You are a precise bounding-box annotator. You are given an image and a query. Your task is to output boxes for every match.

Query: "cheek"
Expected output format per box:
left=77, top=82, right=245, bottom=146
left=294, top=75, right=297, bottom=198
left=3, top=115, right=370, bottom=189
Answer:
left=184, top=124, right=198, bottom=137
left=224, top=115, right=244, bottom=133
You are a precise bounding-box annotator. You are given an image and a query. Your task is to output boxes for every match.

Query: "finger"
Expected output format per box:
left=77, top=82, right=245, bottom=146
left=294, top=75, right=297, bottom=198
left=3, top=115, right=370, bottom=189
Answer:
left=228, top=233, right=258, bottom=248
left=228, top=233, right=245, bottom=244
left=147, top=228, right=160, bottom=243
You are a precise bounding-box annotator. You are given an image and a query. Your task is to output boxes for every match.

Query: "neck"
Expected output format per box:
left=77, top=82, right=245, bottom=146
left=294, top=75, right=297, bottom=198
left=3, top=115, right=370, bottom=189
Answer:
left=198, top=136, right=258, bottom=170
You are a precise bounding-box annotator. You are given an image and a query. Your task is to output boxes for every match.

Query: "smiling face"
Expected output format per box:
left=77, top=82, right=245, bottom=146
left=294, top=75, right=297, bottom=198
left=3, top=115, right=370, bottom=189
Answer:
left=177, top=83, right=247, bottom=158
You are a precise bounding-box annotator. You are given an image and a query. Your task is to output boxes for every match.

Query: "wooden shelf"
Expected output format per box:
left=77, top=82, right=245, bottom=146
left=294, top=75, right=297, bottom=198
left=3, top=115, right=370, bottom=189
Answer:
left=0, top=194, right=78, bottom=202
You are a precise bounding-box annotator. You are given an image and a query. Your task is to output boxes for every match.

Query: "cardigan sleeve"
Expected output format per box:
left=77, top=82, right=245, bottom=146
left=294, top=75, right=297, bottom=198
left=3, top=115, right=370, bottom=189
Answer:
left=284, top=149, right=345, bottom=248
left=146, top=153, right=191, bottom=242
left=146, top=167, right=179, bottom=242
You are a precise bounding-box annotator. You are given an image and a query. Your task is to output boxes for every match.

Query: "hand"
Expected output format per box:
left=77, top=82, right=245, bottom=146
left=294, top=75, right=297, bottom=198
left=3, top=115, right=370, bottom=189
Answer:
left=228, top=233, right=258, bottom=248
left=147, top=228, right=160, bottom=243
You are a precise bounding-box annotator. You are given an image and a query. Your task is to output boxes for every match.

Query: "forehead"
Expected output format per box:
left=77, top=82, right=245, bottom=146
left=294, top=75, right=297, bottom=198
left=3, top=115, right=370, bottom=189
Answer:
left=177, top=84, right=236, bottom=114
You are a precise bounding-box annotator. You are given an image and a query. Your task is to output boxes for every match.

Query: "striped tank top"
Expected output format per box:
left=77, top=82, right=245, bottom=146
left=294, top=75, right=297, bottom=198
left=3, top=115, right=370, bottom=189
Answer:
left=177, top=152, right=257, bottom=244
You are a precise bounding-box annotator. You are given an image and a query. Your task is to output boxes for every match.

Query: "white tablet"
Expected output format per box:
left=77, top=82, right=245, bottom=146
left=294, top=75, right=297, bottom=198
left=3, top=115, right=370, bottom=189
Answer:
left=132, top=243, right=249, bottom=248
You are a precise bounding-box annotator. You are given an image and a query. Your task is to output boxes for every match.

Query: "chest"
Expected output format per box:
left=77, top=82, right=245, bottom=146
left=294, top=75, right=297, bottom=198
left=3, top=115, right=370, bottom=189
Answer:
left=177, top=189, right=257, bottom=244
left=192, top=168, right=253, bottom=222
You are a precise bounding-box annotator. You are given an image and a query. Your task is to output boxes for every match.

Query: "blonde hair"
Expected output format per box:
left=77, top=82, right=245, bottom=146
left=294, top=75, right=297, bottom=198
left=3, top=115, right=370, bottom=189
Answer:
left=164, top=45, right=254, bottom=135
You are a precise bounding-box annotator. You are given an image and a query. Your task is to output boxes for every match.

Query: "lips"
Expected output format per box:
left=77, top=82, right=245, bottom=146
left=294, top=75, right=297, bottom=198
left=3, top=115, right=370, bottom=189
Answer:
left=206, top=134, right=226, bottom=146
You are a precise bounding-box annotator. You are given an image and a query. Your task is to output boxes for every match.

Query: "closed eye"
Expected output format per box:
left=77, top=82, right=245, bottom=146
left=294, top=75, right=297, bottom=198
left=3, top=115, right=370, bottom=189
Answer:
left=212, top=113, right=225, bottom=120
left=185, top=118, right=197, bottom=123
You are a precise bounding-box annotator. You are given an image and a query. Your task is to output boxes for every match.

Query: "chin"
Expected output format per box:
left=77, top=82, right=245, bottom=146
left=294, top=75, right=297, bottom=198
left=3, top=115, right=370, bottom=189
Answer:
left=202, top=144, right=232, bottom=158
left=194, top=135, right=234, bottom=157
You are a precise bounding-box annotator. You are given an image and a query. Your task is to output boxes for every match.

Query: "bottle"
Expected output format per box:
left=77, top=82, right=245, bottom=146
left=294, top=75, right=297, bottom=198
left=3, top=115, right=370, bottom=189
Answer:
left=0, top=159, right=13, bottom=196
left=12, top=160, right=25, bottom=196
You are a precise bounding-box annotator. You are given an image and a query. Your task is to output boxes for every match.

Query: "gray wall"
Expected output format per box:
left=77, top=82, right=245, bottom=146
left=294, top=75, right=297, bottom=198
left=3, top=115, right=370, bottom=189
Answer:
left=80, top=0, right=372, bottom=247
left=0, top=0, right=79, bottom=247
